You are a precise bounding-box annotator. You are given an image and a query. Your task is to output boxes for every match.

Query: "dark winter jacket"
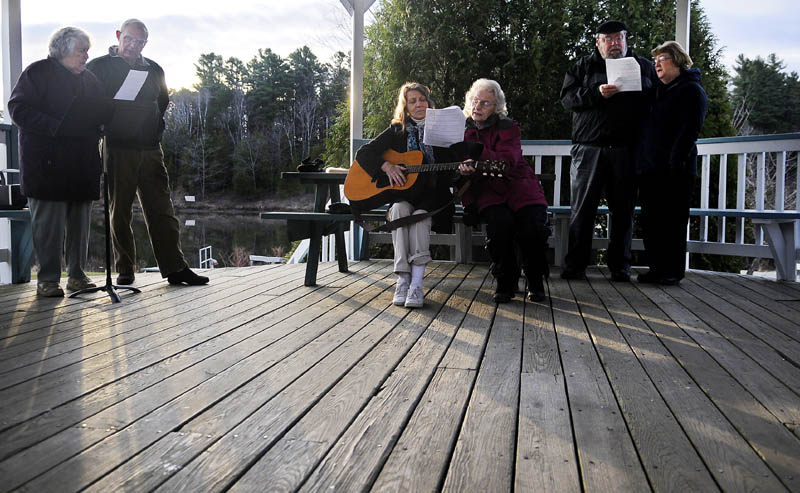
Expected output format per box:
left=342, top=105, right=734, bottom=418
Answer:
left=461, top=115, right=548, bottom=212
left=86, top=46, right=169, bottom=149
left=635, top=68, right=708, bottom=177
left=560, top=48, right=659, bottom=146
left=8, top=57, right=103, bottom=201
left=354, top=122, right=456, bottom=233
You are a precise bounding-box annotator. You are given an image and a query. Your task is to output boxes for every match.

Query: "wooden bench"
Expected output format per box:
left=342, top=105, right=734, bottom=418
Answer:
left=0, top=208, right=33, bottom=283
left=548, top=206, right=800, bottom=281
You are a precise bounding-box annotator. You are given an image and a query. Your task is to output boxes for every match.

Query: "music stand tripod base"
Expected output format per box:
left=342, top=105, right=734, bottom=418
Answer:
left=70, top=280, right=140, bottom=303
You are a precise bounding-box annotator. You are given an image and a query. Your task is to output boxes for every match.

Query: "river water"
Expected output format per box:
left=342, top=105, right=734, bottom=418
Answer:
left=85, top=211, right=292, bottom=273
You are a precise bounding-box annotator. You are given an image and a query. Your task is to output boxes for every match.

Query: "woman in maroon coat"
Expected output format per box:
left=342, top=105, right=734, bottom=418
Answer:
left=458, top=79, right=550, bottom=302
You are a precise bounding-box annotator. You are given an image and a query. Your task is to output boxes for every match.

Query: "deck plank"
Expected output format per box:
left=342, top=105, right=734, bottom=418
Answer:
left=514, top=281, right=581, bottom=492
left=576, top=268, right=719, bottom=491
left=0, top=264, right=372, bottom=464
left=295, top=264, right=476, bottom=492
left=2, top=262, right=391, bottom=491
left=630, top=280, right=798, bottom=489
left=234, top=267, right=489, bottom=493
left=441, top=282, right=523, bottom=492
left=548, top=275, right=650, bottom=492
left=0, top=262, right=798, bottom=492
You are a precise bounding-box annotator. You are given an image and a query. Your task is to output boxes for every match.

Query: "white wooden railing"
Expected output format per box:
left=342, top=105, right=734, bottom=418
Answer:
left=299, top=133, right=800, bottom=280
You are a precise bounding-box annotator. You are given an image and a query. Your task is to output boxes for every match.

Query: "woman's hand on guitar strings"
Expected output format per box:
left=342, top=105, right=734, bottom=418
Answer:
left=458, top=160, right=476, bottom=176
left=381, top=161, right=407, bottom=187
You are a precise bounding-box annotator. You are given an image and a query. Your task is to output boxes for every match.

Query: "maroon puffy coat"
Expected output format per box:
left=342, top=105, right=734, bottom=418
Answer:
left=461, top=115, right=547, bottom=212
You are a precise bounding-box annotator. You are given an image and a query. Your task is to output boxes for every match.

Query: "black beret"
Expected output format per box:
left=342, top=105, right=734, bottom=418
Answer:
left=597, top=20, right=627, bottom=34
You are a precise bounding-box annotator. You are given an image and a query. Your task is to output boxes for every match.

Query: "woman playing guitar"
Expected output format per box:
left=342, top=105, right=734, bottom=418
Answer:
left=353, top=82, right=459, bottom=308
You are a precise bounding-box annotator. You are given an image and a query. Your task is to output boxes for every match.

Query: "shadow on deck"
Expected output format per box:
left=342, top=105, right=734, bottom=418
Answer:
left=0, top=261, right=799, bottom=492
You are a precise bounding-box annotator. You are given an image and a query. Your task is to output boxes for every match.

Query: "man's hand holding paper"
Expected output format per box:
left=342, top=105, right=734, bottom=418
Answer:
left=605, top=57, right=642, bottom=92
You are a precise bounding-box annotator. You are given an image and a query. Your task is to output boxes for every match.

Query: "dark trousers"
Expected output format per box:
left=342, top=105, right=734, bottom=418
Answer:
left=565, top=144, right=635, bottom=273
left=107, top=146, right=188, bottom=277
left=481, top=204, right=550, bottom=291
left=639, top=173, right=695, bottom=279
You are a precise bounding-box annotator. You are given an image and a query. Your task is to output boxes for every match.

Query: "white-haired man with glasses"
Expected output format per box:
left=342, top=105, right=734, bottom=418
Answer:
left=87, top=19, right=208, bottom=287
left=559, top=20, right=659, bottom=282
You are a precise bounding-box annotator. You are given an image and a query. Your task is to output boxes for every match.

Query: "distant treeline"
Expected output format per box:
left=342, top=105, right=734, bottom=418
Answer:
left=160, top=0, right=800, bottom=201
left=162, top=47, right=349, bottom=198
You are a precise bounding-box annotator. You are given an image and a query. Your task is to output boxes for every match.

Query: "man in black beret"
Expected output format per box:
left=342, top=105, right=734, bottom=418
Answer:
left=559, top=20, right=659, bottom=281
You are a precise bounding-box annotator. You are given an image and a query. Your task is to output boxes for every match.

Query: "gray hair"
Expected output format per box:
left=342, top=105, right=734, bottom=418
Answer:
left=463, top=78, right=508, bottom=117
left=652, top=40, right=693, bottom=70
left=48, top=26, right=90, bottom=59
left=120, top=18, right=148, bottom=37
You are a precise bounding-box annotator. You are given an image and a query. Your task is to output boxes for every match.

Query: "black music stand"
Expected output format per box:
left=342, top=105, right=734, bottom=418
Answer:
left=70, top=100, right=158, bottom=302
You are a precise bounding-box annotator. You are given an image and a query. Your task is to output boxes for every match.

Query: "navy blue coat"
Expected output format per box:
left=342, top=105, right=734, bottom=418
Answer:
left=635, top=68, right=709, bottom=176
left=8, top=57, right=103, bottom=201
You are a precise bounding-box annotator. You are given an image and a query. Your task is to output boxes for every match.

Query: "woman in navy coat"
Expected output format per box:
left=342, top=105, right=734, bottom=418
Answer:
left=9, top=27, right=104, bottom=296
left=636, top=41, right=708, bottom=285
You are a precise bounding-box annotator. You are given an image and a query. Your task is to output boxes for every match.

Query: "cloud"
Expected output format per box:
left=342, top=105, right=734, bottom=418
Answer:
left=15, top=0, right=353, bottom=90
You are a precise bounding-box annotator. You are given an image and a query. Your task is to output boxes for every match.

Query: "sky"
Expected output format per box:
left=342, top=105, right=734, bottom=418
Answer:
left=2, top=0, right=799, bottom=91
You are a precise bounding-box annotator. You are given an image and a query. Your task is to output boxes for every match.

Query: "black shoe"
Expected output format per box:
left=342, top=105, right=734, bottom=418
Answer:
left=637, top=270, right=660, bottom=284
left=527, top=289, right=547, bottom=302
left=610, top=270, right=630, bottom=282
left=116, top=273, right=135, bottom=285
left=560, top=269, right=586, bottom=280
left=493, top=291, right=513, bottom=303
left=659, top=276, right=680, bottom=286
left=167, top=267, right=210, bottom=286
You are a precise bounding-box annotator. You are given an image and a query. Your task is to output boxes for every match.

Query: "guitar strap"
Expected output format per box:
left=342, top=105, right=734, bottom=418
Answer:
left=352, top=180, right=472, bottom=233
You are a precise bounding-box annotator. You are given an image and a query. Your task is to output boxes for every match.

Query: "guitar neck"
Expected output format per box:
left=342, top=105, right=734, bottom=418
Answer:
left=404, top=162, right=467, bottom=174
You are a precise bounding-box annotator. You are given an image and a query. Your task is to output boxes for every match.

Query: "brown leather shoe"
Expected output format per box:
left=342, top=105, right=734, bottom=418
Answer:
left=37, top=281, right=64, bottom=297
left=116, top=273, right=135, bottom=285
left=66, top=276, right=97, bottom=292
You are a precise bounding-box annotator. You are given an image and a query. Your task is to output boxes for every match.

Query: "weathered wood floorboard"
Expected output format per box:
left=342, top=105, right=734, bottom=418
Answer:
left=514, top=280, right=581, bottom=492
left=578, top=268, right=718, bottom=491
left=0, top=262, right=798, bottom=492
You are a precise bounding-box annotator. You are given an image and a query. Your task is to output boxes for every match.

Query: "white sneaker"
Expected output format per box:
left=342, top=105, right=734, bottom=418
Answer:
left=404, top=286, right=424, bottom=308
left=393, top=281, right=409, bottom=306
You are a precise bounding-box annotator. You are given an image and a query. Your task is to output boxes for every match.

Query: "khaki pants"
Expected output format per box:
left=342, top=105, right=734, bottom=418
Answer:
left=106, top=146, right=187, bottom=277
left=389, top=201, right=432, bottom=273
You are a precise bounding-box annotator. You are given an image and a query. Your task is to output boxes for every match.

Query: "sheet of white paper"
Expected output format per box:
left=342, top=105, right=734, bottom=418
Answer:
left=605, top=57, right=642, bottom=92
left=422, top=106, right=466, bottom=147
left=113, top=70, right=149, bottom=100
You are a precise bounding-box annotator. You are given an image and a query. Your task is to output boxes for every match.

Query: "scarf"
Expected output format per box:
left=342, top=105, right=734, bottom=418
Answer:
left=406, top=120, right=435, bottom=165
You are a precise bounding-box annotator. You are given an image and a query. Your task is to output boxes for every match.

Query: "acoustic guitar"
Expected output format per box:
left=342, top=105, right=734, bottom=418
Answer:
left=344, top=149, right=505, bottom=211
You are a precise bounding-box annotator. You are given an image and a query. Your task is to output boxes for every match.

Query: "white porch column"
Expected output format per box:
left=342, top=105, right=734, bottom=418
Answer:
left=1, top=0, right=22, bottom=285
left=675, top=0, right=691, bottom=53
left=2, top=0, right=22, bottom=121
left=339, top=0, right=375, bottom=164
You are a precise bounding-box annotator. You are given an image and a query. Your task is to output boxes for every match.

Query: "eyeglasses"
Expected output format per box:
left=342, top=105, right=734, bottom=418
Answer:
left=472, top=99, right=496, bottom=109
left=123, top=35, right=147, bottom=47
left=653, top=55, right=673, bottom=64
left=599, top=34, right=625, bottom=44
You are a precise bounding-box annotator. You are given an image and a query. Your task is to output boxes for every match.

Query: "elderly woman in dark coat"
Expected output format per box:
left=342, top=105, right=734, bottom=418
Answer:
left=353, top=82, right=456, bottom=308
left=8, top=27, right=104, bottom=297
left=636, top=41, right=708, bottom=285
left=458, top=79, right=550, bottom=302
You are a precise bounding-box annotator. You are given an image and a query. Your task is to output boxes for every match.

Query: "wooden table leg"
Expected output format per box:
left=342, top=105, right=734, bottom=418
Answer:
left=305, top=223, right=322, bottom=286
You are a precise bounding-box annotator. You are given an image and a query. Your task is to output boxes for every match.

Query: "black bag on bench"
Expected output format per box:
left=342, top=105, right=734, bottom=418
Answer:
left=0, top=170, right=26, bottom=210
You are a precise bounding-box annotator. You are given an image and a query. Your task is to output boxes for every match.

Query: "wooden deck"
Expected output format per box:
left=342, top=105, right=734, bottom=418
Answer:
left=1, top=261, right=799, bottom=492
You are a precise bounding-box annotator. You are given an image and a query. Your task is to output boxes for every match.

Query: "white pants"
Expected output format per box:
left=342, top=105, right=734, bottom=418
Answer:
left=389, top=201, right=432, bottom=273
